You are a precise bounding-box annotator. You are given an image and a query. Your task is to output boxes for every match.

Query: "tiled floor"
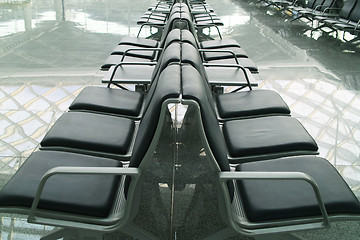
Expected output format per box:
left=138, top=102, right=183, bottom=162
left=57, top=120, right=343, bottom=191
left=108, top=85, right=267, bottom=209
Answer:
left=0, top=0, right=359, bottom=239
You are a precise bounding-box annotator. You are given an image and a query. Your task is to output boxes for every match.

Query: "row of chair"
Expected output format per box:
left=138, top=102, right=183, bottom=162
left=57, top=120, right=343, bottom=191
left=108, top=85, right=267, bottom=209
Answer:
left=252, top=0, right=360, bottom=43
left=0, top=50, right=182, bottom=240
left=101, top=1, right=259, bottom=73
left=311, top=0, right=360, bottom=38
left=0, top=0, right=359, bottom=239
left=138, top=0, right=223, bottom=26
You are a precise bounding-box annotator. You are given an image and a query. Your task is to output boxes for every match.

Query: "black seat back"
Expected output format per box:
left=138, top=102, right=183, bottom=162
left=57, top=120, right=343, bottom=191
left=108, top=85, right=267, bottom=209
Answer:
left=348, top=0, right=360, bottom=22
left=130, top=64, right=181, bottom=168
left=181, top=29, right=200, bottom=47
left=311, top=0, right=326, bottom=10
left=305, top=0, right=318, bottom=8
left=181, top=42, right=209, bottom=85
left=338, top=0, right=357, bottom=19
left=181, top=64, right=234, bottom=198
left=181, top=64, right=229, bottom=172
left=124, top=64, right=181, bottom=197
left=158, top=12, right=184, bottom=47
left=163, top=28, right=182, bottom=48
left=143, top=42, right=181, bottom=114
left=317, top=0, right=338, bottom=11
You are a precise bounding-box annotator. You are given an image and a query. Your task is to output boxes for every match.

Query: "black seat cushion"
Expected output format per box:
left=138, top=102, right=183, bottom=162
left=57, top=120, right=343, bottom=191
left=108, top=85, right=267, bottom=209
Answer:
left=139, top=14, right=167, bottom=21
left=101, top=55, right=152, bottom=70
left=41, top=112, right=135, bottom=155
left=200, top=38, right=241, bottom=49
left=111, top=45, right=156, bottom=60
left=0, top=151, right=122, bottom=218
left=69, top=87, right=144, bottom=116
left=236, top=156, right=360, bottom=222
left=195, top=19, right=224, bottom=25
left=136, top=18, right=165, bottom=25
left=223, top=116, right=318, bottom=160
left=118, top=36, right=158, bottom=48
left=216, top=90, right=290, bottom=119
left=202, top=47, right=248, bottom=61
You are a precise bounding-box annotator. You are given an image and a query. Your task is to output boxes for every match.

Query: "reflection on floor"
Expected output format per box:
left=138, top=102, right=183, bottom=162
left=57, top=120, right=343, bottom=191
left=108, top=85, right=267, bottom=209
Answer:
left=0, top=0, right=359, bottom=239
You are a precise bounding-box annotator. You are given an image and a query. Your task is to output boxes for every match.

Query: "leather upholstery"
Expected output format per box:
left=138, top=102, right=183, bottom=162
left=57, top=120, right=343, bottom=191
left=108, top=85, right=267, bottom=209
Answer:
left=111, top=45, right=156, bottom=60
left=101, top=55, right=152, bottom=70
left=236, top=156, right=360, bottom=222
left=69, top=86, right=144, bottom=116
left=200, top=38, right=241, bottom=49
left=41, top=112, right=135, bottom=155
left=216, top=90, right=290, bottom=118
left=223, top=116, right=318, bottom=159
left=118, top=36, right=158, bottom=48
left=0, top=151, right=122, bottom=217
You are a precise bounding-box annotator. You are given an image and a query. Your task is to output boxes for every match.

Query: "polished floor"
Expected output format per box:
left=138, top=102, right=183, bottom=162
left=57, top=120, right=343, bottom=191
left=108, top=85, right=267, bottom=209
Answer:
left=0, top=0, right=359, bottom=239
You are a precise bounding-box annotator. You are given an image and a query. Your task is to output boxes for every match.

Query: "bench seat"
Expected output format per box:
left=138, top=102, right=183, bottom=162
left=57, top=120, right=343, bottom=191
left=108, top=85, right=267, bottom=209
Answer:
left=69, top=86, right=144, bottom=116
left=41, top=111, right=135, bottom=156
left=236, top=156, right=360, bottom=222
left=215, top=89, right=290, bottom=119
left=223, top=116, right=318, bottom=161
left=0, top=151, right=122, bottom=218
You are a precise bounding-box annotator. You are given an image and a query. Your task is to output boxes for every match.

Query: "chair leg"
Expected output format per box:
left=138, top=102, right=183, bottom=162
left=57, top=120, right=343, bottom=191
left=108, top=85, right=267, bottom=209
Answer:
left=121, top=223, right=160, bottom=240
left=40, top=228, right=75, bottom=240
left=201, top=226, right=237, bottom=240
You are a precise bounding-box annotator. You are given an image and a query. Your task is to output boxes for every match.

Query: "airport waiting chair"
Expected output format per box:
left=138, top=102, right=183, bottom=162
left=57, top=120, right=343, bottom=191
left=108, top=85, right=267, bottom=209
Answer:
left=40, top=64, right=181, bottom=160
left=169, top=16, right=258, bottom=73
left=287, top=0, right=318, bottom=15
left=180, top=42, right=290, bottom=120
left=215, top=89, right=291, bottom=120
left=116, top=4, right=186, bottom=51
left=176, top=5, right=241, bottom=49
left=312, top=0, right=357, bottom=33
left=291, top=0, right=340, bottom=22
left=331, top=0, right=360, bottom=39
left=0, top=64, right=182, bottom=240
left=107, top=11, right=184, bottom=63
left=181, top=64, right=317, bottom=163
left=215, top=155, right=360, bottom=240
left=101, top=12, right=184, bottom=70
left=180, top=29, right=259, bottom=73
left=180, top=64, right=360, bottom=240
left=71, top=41, right=181, bottom=118
left=137, top=3, right=182, bottom=26
left=119, top=3, right=182, bottom=48
left=180, top=41, right=257, bottom=88
left=180, top=2, right=223, bottom=26
left=148, top=0, right=175, bottom=12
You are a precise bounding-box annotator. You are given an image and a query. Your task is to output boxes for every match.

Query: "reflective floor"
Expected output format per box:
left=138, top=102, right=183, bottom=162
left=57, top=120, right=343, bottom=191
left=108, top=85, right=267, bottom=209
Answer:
left=0, top=0, right=359, bottom=239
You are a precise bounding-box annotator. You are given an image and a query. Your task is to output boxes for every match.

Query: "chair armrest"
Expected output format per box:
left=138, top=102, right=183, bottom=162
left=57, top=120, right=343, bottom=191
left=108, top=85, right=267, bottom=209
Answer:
left=198, top=49, right=239, bottom=64
left=107, top=62, right=158, bottom=88
left=313, top=4, right=322, bottom=12
left=218, top=171, right=330, bottom=227
left=202, top=62, right=255, bottom=90
left=121, top=47, right=162, bottom=61
left=29, top=166, right=140, bottom=222
left=319, top=7, right=341, bottom=16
